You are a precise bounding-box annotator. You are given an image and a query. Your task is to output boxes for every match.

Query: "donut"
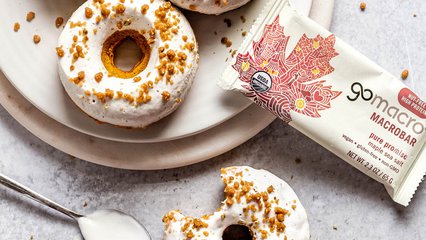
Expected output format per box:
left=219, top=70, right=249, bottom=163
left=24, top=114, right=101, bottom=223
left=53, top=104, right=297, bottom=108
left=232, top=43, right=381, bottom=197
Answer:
left=163, top=166, right=310, bottom=240
left=170, top=0, right=251, bottom=15
left=57, top=0, right=199, bottom=128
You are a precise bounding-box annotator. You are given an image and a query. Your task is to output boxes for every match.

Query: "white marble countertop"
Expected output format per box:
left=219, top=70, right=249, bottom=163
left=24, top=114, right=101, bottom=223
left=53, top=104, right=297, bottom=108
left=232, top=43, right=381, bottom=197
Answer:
left=1, top=0, right=425, bottom=239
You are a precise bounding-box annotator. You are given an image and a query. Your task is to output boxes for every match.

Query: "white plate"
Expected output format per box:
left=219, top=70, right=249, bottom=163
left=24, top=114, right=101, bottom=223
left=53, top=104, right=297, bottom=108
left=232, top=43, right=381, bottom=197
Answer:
left=0, top=0, right=334, bottom=170
left=0, top=0, right=311, bottom=143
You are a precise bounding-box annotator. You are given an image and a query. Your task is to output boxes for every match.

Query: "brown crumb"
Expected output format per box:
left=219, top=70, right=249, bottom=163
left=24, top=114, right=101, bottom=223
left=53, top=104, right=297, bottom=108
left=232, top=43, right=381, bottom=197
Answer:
left=85, top=7, right=94, bottom=19
left=29, top=235, right=34, bottom=240
left=55, top=17, right=64, bottom=28
left=83, top=201, right=88, bottom=207
left=240, top=16, right=246, bottom=23
left=360, top=2, right=366, bottom=11
left=242, top=31, right=247, bottom=37
left=401, top=69, right=409, bottom=80
left=295, top=158, right=302, bottom=164
left=333, top=225, right=338, bottom=231
left=413, top=13, right=417, bottom=17
left=56, top=47, right=64, bottom=57
left=224, top=18, right=232, bottom=28
left=221, top=37, right=232, bottom=48
left=26, top=11, right=35, bottom=22
left=13, top=22, right=20, bottom=32
left=33, top=34, right=41, bottom=44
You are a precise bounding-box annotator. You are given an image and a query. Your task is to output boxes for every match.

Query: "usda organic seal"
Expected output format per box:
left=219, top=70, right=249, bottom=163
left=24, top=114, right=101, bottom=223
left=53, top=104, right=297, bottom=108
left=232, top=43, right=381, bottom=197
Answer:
left=251, top=71, right=272, bottom=93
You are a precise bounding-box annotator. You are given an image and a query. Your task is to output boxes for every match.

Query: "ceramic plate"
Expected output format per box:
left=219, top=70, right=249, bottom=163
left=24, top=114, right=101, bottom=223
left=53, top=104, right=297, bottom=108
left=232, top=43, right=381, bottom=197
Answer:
left=0, top=0, right=311, bottom=143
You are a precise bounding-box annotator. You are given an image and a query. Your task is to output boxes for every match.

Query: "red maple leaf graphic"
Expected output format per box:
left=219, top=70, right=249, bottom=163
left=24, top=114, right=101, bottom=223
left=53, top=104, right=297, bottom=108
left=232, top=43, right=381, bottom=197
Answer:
left=233, top=16, right=341, bottom=122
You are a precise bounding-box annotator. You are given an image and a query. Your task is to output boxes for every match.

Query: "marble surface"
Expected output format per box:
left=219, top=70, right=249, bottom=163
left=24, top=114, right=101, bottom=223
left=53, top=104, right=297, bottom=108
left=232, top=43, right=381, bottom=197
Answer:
left=1, top=0, right=425, bottom=239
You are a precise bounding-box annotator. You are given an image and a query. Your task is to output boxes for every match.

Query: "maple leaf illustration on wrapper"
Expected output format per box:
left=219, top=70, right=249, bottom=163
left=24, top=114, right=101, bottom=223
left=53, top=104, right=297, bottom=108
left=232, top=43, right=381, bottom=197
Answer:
left=233, top=17, right=341, bottom=122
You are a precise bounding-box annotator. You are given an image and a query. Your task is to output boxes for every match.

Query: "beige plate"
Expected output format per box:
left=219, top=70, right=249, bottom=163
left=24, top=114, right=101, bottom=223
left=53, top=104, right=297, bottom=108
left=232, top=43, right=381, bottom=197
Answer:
left=0, top=0, right=334, bottom=170
left=0, top=0, right=311, bottom=143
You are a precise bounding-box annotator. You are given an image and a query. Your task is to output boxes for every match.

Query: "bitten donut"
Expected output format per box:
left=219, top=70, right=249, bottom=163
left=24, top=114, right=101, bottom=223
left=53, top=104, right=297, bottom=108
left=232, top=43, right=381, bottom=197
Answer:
left=170, top=0, right=251, bottom=15
left=163, top=166, right=310, bottom=240
left=57, top=0, right=199, bottom=128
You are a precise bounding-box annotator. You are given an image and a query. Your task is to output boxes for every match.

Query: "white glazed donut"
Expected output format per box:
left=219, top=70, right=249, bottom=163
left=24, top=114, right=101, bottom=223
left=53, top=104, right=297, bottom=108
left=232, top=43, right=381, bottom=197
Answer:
left=163, top=166, right=310, bottom=240
left=57, top=0, right=199, bottom=128
left=170, top=0, right=251, bottom=15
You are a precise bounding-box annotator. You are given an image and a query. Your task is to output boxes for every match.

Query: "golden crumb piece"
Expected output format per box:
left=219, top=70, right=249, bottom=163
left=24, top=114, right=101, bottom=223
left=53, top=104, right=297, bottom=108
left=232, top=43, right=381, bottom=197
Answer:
left=26, top=11, right=35, bottom=22
left=56, top=47, right=64, bottom=57
left=401, top=69, right=409, bottom=80
left=141, top=4, right=149, bottom=14
left=85, top=7, right=94, bottom=19
left=55, top=17, right=64, bottom=28
left=115, top=4, right=126, bottom=14
left=162, top=91, right=171, bottom=101
left=13, top=22, right=20, bottom=32
left=95, top=72, right=103, bottom=82
left=33, top=34, right=41, bottom=44
left=360, top=2, right=366, bottom=11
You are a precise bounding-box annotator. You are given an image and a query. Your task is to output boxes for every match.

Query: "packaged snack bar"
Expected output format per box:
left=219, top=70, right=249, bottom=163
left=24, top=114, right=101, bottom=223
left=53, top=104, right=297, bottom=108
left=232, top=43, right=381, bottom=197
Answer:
left=219, top=0, right=426, bottom=206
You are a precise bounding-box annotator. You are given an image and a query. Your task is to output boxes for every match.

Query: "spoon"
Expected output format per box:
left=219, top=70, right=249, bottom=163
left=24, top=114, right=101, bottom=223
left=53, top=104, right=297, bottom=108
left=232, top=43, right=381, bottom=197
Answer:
left=0, top=173, right=151, bottom=240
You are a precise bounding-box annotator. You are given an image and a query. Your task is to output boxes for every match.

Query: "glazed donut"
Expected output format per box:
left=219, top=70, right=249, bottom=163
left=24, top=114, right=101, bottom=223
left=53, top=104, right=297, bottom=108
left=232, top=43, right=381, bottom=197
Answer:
left=57, top=0, right=199, bottom=127
left=163, top=166, right=310, bottom=240
left=170, top=0, right=251, bottom=15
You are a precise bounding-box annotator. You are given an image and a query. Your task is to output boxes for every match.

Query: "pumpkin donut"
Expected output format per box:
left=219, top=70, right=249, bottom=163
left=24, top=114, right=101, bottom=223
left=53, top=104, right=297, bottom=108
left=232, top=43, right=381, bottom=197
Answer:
left=163, top=166, right=310, bottom=240
left=57, top=0, right=199, bottom=128
left=170, top=0, right=251, bottom=15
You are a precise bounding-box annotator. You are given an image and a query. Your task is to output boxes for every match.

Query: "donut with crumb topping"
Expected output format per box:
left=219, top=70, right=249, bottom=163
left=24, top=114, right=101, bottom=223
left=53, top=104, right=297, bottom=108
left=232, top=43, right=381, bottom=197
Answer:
left=163, top=166, right=310, bottom=240
left=58, top=0, right=199, bottom=128
left=170, top=0, right=251, bottom=15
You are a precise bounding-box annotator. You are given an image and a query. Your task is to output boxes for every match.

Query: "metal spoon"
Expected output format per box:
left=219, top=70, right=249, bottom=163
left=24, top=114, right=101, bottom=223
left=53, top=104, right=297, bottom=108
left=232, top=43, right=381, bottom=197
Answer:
left=0, top=173, right=151, bottom=240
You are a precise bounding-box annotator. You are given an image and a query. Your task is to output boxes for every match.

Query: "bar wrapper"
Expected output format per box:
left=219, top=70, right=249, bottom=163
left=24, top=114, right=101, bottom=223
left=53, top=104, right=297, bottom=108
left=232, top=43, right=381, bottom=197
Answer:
left=219, top=0, right=426, bottom=206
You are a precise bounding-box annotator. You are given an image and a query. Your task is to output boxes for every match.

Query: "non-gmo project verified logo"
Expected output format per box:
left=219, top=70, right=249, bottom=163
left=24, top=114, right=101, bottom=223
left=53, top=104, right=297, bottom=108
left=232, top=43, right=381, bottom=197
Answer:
left=251, top=71, right=272, bottom=93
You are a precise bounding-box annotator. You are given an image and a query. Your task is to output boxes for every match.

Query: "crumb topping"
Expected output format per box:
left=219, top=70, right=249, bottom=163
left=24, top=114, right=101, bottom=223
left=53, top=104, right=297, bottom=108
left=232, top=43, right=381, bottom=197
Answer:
left=163, top=167, right=301, bottom=239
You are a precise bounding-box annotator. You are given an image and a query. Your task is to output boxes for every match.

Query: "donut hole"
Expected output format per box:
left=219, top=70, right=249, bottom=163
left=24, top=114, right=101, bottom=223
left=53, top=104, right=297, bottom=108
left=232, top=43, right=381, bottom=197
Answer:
left=101, top=30, right=151, bottom=79
left=113, top=37, right=143, bottom=72
left=222, top=225, right=253, bottom=240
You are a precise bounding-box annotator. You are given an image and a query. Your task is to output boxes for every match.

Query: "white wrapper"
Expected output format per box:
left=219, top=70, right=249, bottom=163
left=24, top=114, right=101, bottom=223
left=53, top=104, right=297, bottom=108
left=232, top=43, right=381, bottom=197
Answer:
left=219, top=0, right=426, bottom=206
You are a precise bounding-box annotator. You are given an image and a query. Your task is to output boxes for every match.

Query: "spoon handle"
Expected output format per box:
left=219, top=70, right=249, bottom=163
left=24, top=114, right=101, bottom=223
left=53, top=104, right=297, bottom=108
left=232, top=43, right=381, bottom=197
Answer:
left=0, top=173, right=83, bottom=219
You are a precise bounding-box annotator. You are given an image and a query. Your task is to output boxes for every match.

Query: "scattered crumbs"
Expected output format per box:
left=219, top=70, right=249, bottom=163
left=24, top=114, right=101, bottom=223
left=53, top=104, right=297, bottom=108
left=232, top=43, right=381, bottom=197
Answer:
left=295, top=158, right=302, bottom=164
left=224, top=18, right=232, bottom=28
left=231, top=50, right=237, bottom=58
left=401, top=69, right=409, bottom=80
left=333, top=225, right=338, bottom=231
left=13, top=22, right=20, bottom=32
left=221, top=37, right=232, bottom=48
left=55, top=17, right=64, bottom=28
left=33, top=34, right=41, bottom=44
left=83, top=201, right=88, bottom=207
left=240, top=16, right=246, bottom=23
left=26, top=11, right=36, bottom=22
left=242, top=31, right=247, bottom=37
left=360, top=2, right=366, bottom=11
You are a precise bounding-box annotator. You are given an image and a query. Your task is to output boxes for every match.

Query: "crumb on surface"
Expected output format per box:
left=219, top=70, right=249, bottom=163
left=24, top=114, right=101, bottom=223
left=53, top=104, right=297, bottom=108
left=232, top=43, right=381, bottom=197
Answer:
left=33, top=34, right=41, bottom=44
left=221, top=37, right=232, bottom=48
left=26, top=11, right=35, bottom=22
left=55, top=17, right=64, bottom=28
left=401, top=69, right=409, bottom=80
left=13, top=22, right=20, bottom=32
left=360, top=2, right=366, bottom=11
